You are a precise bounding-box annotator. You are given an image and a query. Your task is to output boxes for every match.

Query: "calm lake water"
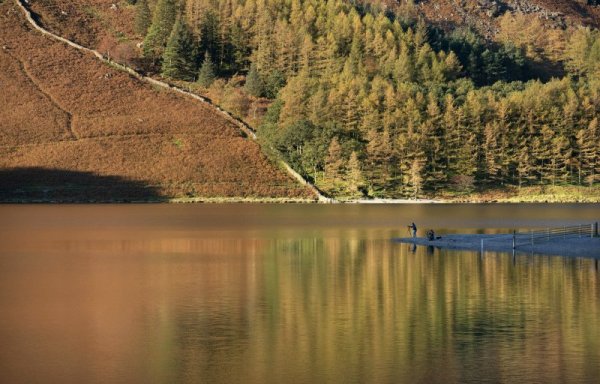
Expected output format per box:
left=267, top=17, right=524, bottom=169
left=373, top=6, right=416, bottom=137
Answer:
left=0, top=204, right=599, bottom=384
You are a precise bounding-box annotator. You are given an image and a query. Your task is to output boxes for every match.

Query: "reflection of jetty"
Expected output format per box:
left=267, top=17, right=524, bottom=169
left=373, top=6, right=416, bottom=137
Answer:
left=394, top=223, right=600, bottom=258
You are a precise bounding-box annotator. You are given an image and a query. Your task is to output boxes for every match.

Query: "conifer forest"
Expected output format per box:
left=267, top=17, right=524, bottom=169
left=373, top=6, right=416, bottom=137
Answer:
left=135, top=0, right=600, bottom=199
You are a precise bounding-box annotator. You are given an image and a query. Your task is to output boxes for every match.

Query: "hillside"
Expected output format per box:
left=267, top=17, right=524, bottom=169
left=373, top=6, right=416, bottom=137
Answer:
left=3, top=0, right=599, bottom=202
left=24, top=0, right=139, bottom=58
left=0, top=0, right=316, bottom=202
left=386, top=0, right=600, bottom=35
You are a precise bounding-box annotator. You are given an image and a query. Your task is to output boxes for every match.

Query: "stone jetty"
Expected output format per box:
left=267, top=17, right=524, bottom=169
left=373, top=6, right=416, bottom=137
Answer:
left=394, top=233, right=600, bottom=258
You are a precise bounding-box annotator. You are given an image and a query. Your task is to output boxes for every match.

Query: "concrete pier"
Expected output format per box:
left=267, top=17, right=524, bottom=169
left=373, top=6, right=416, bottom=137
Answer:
left=394, top=233, right=600, bottom=258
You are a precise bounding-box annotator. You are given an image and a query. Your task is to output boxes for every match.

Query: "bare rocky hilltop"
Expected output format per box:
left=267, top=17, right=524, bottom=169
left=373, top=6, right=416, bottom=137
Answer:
left=384, top=0, right=600, bottom=36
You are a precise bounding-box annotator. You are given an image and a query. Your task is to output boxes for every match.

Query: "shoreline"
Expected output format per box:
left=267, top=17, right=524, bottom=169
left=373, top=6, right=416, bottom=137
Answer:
left=2, top=185, right=600, bottom=204
left=0, top=197, right=319, bottom=204
left=1, top=197, right=600, bottom=204
left=394, top=233, right=600, bottom=258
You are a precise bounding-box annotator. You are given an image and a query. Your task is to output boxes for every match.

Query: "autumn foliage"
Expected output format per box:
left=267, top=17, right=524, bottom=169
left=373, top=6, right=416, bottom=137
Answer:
left=0, top=1, right=314, bottom=201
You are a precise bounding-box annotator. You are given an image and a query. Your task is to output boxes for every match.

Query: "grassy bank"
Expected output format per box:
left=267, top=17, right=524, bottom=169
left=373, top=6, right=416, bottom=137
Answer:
left=436, top=185, right=600, bottom=203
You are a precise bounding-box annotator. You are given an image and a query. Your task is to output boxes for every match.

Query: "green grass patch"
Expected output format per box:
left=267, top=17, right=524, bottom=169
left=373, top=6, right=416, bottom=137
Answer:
left=83, top=5, right=103, bottom=20
left=172, top=137, right=183, bottom=149
left=114, top=31, right=129, bottom=43
left=119, top=0, right=137, bottom=9
left=503, top=185, right=600, bottom=203
left=437, top=185, right=600, bottom=203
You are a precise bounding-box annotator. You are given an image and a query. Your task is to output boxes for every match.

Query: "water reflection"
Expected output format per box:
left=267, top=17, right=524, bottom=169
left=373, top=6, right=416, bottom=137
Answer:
left=0, top=205, right=599, bottom=384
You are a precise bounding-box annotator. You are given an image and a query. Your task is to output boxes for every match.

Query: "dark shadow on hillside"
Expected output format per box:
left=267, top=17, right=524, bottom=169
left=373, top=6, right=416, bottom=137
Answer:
left=427, top=20, right=565, bottom=83
left=0, top=167, right=163, bottom=203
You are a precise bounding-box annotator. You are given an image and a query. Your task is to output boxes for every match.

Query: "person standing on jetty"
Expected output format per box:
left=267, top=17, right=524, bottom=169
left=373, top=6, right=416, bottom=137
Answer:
left=409, top=222, right=417, bottom=238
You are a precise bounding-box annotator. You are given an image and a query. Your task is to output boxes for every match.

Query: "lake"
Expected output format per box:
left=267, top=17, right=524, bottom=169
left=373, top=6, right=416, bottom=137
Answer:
left=0, top=204, right=599, bottom=384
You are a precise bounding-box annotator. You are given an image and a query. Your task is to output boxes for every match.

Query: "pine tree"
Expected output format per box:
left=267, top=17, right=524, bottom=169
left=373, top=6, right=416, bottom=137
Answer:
left=422, top=94, right=447, bottom=190
left=135, top=0, right=151, bottom=36
left=484, top=122, right=503, bottom=185
left=264, top=71, right=286, bottom=99
left=536, top=126, right=555, bottom=185
left=245, top=63, right=264, bottom=97
left=324, top=137, right=345, bottom=194
left=443, top=94, right=460, bottom=176
left=346, top=151, right=364, bottom=198
left=409, top=156, right=425, bottom=199
left=577, top=117, right=599, bottom=186
left=366, top=126, right=395, bottom=196
left=517, top=150, right=533, bottom=189
left=550, top=135, right=571, bottom=185
left=394, top=43, right=414, bottom=83
left=274, top=19, right=299, bottom=75
left=443, top=51, right=462, bottom=81
left=161, top=18, right=196, bottom=81
left=227, top=22, right=250, bottom=73
left=198, top=10, right=222, bottom=66
left=348, top=37, right=363, bottom=74
left=172, top=0, right=600, bottom=199
left=197, top=53, right=216, bottom=87
left=253, top=10, right=275, bottom=73
left=564, top=27, right=600, bottom=78
left=278, top=70, right=313, bottom=126
left=300, top=34, right=315, bottom=73
left=143, top=0, right=177, bottom=60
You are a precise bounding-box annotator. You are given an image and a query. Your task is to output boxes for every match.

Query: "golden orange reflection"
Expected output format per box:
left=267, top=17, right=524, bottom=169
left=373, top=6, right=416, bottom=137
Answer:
left=0, top=218, right=599, bottom=383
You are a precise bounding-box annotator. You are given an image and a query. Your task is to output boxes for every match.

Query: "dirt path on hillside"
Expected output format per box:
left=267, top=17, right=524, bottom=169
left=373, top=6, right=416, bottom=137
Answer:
left=12, top=0, right=331, bottom=202
left=4, top=48, right=77, bottom=140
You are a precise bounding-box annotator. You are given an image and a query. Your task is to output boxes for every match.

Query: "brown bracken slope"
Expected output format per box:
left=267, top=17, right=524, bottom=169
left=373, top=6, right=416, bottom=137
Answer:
left=0, top=1, right=314, bottom=202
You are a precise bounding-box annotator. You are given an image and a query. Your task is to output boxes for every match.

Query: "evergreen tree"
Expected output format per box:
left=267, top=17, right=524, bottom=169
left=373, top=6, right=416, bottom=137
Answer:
left=517, top=150, right=533, bottom=188
left=245, top=63, right=264, bottom=97
left=181, top=0, right=596, bottom=199
left=443, top=94, right=460, bottom=177
left=278, top=70, right=313, bottom=126
left=564, top=27, right=600, bottom=79
left=324, top=137, right=345, bottom=194
left=577, top=117, right=599, bottom=186
left=484, top=122, right=503, bottom=185
left=550, top=135, right=571, bottom=185
left=264, top=70, right=286, bottom=99
left=198, top=10, right=222, bottom=66
left=409, top=157, right=425, bottom=199
left=161, top=18, right=197, bottom=81
left=135, top=0, right=151, bottom=36
left=252, top=10, right=275, bottom=73
left=422, top=94, right=447, bottom=190
left=346, top=151, right=364, bottom=198
left=227, top=22, right=250, bottom=73
left=443, top=51, right=462, bottom=80
left=394, top=43, right=415, bottom=83
left=143, top=0, right=177, bottom=60
left=197, top=53, right=216, bottom=87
